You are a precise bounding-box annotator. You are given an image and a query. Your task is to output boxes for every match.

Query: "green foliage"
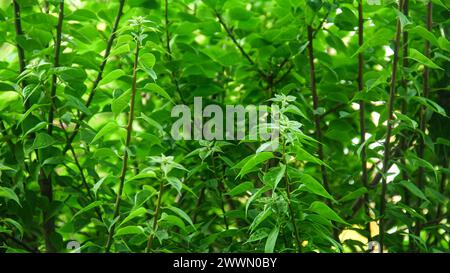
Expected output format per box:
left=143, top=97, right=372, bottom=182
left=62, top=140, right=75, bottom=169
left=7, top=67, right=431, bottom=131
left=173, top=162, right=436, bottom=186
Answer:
left=0, top=0, right=448, bottom=253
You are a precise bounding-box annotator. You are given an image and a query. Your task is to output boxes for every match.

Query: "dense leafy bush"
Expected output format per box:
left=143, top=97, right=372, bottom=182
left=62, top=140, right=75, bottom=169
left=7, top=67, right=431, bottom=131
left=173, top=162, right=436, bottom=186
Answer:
left=0, top=0, right=448, bottom=253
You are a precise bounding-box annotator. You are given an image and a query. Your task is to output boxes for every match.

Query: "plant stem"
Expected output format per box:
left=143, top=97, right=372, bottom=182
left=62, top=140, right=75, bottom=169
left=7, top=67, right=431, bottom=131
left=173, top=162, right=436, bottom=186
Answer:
left=399, top=0, right=413, bottom=250
left=414, top=1, right=433, bottom=252
left=164, top=0, right=185, bottom=104
left=39, top=0, right=64, bottom=252
left=47, top=0, right=64, bottom=136
left=12, top=0, right=26, bottom=83
left=307, top=25, right=329, bottom=194
left=105, top=39, right=141, bottom=253
left=379, top=0, right=404, bottom=253
left=0, top=233, right=39, bottom=253
left=145, top=178, right=165, bottom=252
left=63, top=0, right=126, bottom=154
left=357, top=0, right=371, bottom=241
left=282, top=140, right=301, bottom=253
left=400, top=0, right=410, bottom=188
left=307, top=23, right=341, bottom=242
left=11, top=0, right=26, bottom=155
left=215, top=10, right=266, bottom=78
left=59, top=119, right=103, bottom=220
left=436, top=158, right=448, bottom=220
left=211, top=154, right=229, bottom=230
left=192, top=187, right=206, bottom=224
left=417, top=1, right=432, bottom=192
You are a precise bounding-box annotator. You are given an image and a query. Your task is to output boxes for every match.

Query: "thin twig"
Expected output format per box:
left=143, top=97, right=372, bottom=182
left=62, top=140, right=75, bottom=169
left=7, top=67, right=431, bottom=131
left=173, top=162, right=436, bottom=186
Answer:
left=58, top=119, right=102, bottom=220
left=0, top=233, right=39, bottom=253
left=282, top=140, right=302, bottom=252
left=47, top=1, right=64, bottom=136
left=39, top=0, right=64, bottom=252
left=400, top=0, right=410, bottom=201
left=357, top=0, right=371, bottom=241
left=145, top=178, right=164, bottom=252
left=417, top=1, right=432, bottom=192
left=379, top=0, right=404, bottom=252
left=63, top=0, right=126, bottom=154
left=12, top=0, right=26, bottom=84
left=211, top=154, right=229, bottom=230
left=414, top=1, right=433, bottom=252
left=312, top=12, right=329, bottom=39
left=215, top=10, right=266, bottom=78
left=307, top=25, right=330, bottom=193
left=164, top=0, right=185, bottom=104
left=105, top=37, right=141, bottom=252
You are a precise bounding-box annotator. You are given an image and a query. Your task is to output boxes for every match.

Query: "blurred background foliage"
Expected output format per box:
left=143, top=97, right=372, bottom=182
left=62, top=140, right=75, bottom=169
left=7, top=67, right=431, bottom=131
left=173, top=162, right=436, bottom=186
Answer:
left=0, top=0, right=448, bottom=253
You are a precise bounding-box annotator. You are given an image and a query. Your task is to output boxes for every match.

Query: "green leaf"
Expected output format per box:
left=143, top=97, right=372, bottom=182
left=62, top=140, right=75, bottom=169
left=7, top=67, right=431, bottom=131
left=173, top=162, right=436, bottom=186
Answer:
left=90, top=122, right=118, bottom=144
left=160, top=213, right=186, bottom=231
left=394, top=8, right=411, bottom=29
left=0, top=91, right=21, bottom=112
left=119, top=207, right=147, bottom=227
left=396, top=203, right=427, bottom=222
left=227, top=181, right=253, bottom=196
left=352, top=28, right=394, bottom=57
left=246, top=228, right=270, bottom=243
left=246, top=185, right=271, bottom=216
left=425, top=187, right=447, bottom=204
left=110, top=44, right=130, bottom=57
left=144, top=83, right=173, bottom=103
left=72, top=201, right=103, bottom=220
left=309, top=201, right=348, bottom=225
left=0, top=187, right=21, bottom=206
left=412, top=96, right=447, bottom=117
left=438, top=37, right=450, bottom=52
left=99, top=69, right=125, bottom=86
left=301, top=174, right=334, bottom=200
left=431, top=0, right=449, bottom=10
left=409, top=26, right=439, bottom=47
left=111, top=90, right=131, bottom=116
left=264, top=226, right=279, bottom=253
left=396, top=112, right=418, bottom=129
left=295, top=146, right=329, bottom=167
left=138, top=113, right=164, bottom=132
left=64, top=94, right=92, bottom=116
left=250, top=208, right=272, bottom=232
left=127, top=171, right=157, bottom=182
left=339, top=187, right=368, bottom=203
left=22, top=121, right=47, bottom=139
left=93, top=176, right=109, bottom=196
left=237, top=152, right=275, bottom=178
left=0, top=163, right=15, bottom=172
left=334, top=8, right=357, bottom=31
left=42, top=156, right=65, bottom=166
left=436, top=137, right=450, bottom=147
left=31, top=133, right=55, bottom=150
left=114, top=226, right=145, bottom=237
left=399, top=181, right=428, bottom=201
left=409, top=48, right=443, bottom=70
left=16, top=104, right=49, bottom=128
left=229, top=7, right=252, bottom=21
left=52, top=67, right=87, bottom=83
left=3, top=218, right=24, bottom=239
left=306, top=0, right=322, bottom=12
left=140, top=53, right=156, bottom=68
left=166, top=205, right=195, bottom=229
left=262, top=164, right=285, bottom=190
left=166, top=176, right=182, bottom=194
